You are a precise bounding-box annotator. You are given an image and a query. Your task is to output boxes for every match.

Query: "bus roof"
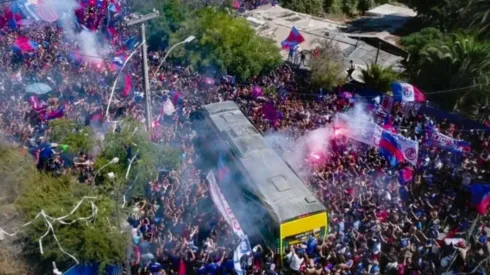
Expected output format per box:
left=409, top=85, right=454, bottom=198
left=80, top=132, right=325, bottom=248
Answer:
left=202, top=101, right=326, bottom=223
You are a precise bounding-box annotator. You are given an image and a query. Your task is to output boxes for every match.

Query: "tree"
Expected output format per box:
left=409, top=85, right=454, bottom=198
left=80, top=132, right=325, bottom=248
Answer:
left=465, top=0, right=490, bottom=37
left=0, top=138, right=34, bottom=274
left=415, top=32, right=490, bottom=114
left=310, top=40, right=345, bottom=90
left=400, top=27, right=444, bottom=74
left=361, top=63, right=399, bottom=92
left=279, top=0, right=324, bottom=16
left=403, top=0, right=469, bottom=31
left=169, top=8, right=282, bottom=81
left=16, top=175, right=128, bottom=274
left=0, top=140, right=127, bottom=273
left=49, top=119, right=94, bottom=153
left=129, top=0, right=191, bottom=50
left=96, top=118, right=182, bottom=196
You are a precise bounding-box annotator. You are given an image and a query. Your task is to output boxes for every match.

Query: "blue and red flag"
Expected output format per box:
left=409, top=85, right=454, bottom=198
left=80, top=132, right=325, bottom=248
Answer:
left=263, top=101, right=281, bottom=124
left=169, top=91, right=184, bottom=106
left=399, top=167, right=413, bottom=185
left=4, top=2, right=24, bottom=29
left=12, top=36, right=39, bottom=53
left=45, top=106, right=64, bottom=120
left=468, top=184, right=490, bottom=215
left=379, top=131, right=405, bottom=167
left=121, top=73, right=132, bottom=97
left=281, top=26, right=305, bottom=50
left=217, top=155, right=230, bottom=182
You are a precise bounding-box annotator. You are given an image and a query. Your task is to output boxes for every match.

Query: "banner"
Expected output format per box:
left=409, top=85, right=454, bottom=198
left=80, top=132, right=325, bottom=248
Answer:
left=206, top=171, right=246, bottom=239
left=335, top=113, right=418, bottom=165
left=206, top=171, right=250, bottom=274
left=425, top=126, right=471, bottom=152
left=388, top=132, right=419, bottom=166
left=335, top=113, right=383, bottom=147
left=233, top=237, right=252, bottom=275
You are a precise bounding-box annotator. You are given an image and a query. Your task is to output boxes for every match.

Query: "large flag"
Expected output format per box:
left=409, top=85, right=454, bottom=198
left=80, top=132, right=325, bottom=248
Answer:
left=391, top=82, right=426, bottom=103
left=425, top=125, right=471, bottom=152
left=468, top=184, right=490, bottom=215
left=281, top=26, right=305, bottom=49
left=19, top=0, right=58, bottom=23
left=334, top=113, right=384, bottom=147
left=379, top=131, right=418, bottom=166
left=379, top=131, right=405, bottom=166
left=12, top=36, right=39, bottom=52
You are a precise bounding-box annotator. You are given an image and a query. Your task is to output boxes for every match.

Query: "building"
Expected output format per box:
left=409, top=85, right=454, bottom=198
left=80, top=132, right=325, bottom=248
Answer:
left=244, top=5, right=407, bottom=80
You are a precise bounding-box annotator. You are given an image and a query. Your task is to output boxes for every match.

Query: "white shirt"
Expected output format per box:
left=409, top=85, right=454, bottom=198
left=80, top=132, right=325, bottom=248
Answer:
left=286, top=251, right=303, bottom=271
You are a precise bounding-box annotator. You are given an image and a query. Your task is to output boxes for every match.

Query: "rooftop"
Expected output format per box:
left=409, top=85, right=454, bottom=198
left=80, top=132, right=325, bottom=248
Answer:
left=244, top=5, right=405, bottom=74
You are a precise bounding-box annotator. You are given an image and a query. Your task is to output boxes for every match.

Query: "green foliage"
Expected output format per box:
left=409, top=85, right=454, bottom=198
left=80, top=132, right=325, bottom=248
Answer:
left=361, top=64, right=399, bottom=92
left=169, top=8, right=282, bottom=81
left=400, top=27, right=444, bottom=74
left=403, top=0, right=469, bottom=31
left=49, top=119, right=94, bottom=153
left=97, top=118, right=182, bottom=196
left=130, top=0, right=191, bottom=50
left=280, top=0, right=324, bottom=16
left=310, top=40, right=345, bottom=90
left=0, top=140, right=36, bottom=204
left=16, top=175, right=128, bottom=273
left=466, top=0, right=490, bottom=37
left=414, top=32, right=490, bottom=114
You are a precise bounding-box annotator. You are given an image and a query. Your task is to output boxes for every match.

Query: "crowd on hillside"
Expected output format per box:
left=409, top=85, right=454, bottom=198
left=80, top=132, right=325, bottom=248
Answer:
left=1, top=2, right=490, bottom=275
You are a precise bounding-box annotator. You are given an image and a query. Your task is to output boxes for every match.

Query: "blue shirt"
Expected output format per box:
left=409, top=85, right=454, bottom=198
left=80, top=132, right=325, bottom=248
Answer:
left=206, top=262, right=219, bottom=274
left=149, top=262, right=162, bottom=272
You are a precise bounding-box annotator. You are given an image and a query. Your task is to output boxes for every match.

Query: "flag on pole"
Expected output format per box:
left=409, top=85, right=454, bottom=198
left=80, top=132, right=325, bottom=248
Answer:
left=468, top=184, right=490, bottom=215
left=121, top=74, right=132, bottom=97
left=281, top=26, right=305, bottom=49
left=12, top=36, right=39, bottom=53
left=391, top=82, right=426, bottom=103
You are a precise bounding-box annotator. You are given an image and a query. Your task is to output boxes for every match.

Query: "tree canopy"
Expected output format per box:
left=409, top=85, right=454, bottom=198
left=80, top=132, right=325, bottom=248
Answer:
left=96, top=118, right=182, bottom=196
left=361, top=64, right=400, bottom=93
left=49, top=119, right=94, bottom=153
left=310, top=40, right=345, bottom=90
left=169, top=8, right=282, bottom=81
left=16, top=175, right=128, bottom=273
left=0, top=140, right=127, bottom=274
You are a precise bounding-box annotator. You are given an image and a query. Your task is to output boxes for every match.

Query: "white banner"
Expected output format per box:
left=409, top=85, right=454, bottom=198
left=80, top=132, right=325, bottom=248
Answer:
left=206, top=171, right=246, bottom=239
left=207, top=171, right=250, bottom=274
left=334, top=113, right=383, bottom=147
left=233, top=237, right=252, bottom=275
left=335, top=113, right=418, bottom=166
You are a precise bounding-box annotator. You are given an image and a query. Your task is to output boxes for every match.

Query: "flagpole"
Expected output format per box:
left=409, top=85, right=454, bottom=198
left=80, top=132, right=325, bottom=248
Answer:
left=445, top=214, right=479, bottom=272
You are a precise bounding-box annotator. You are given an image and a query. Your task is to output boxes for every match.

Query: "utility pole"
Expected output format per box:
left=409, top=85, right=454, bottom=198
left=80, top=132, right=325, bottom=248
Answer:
left=125, top=12, right=159, bottom=137
left=375, top=41, right=381, bottom=65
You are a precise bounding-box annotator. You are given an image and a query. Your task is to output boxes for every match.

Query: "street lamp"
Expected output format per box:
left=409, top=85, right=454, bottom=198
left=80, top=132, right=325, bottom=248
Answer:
left=150, top=35, right=196, bottom=83
left=105, top=43, right=144, bottom=117
left=93, top=157, right=120, bottom=186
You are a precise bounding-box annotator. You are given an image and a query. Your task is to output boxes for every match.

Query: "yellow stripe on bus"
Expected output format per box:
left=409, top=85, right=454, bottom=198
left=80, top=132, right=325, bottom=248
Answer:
left=280, top=212, right=327, bottom=240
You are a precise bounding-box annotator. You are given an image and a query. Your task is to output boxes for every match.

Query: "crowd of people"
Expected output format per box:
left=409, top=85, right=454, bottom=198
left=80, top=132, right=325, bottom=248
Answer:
left=1, top=1, right=490, bottom=275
